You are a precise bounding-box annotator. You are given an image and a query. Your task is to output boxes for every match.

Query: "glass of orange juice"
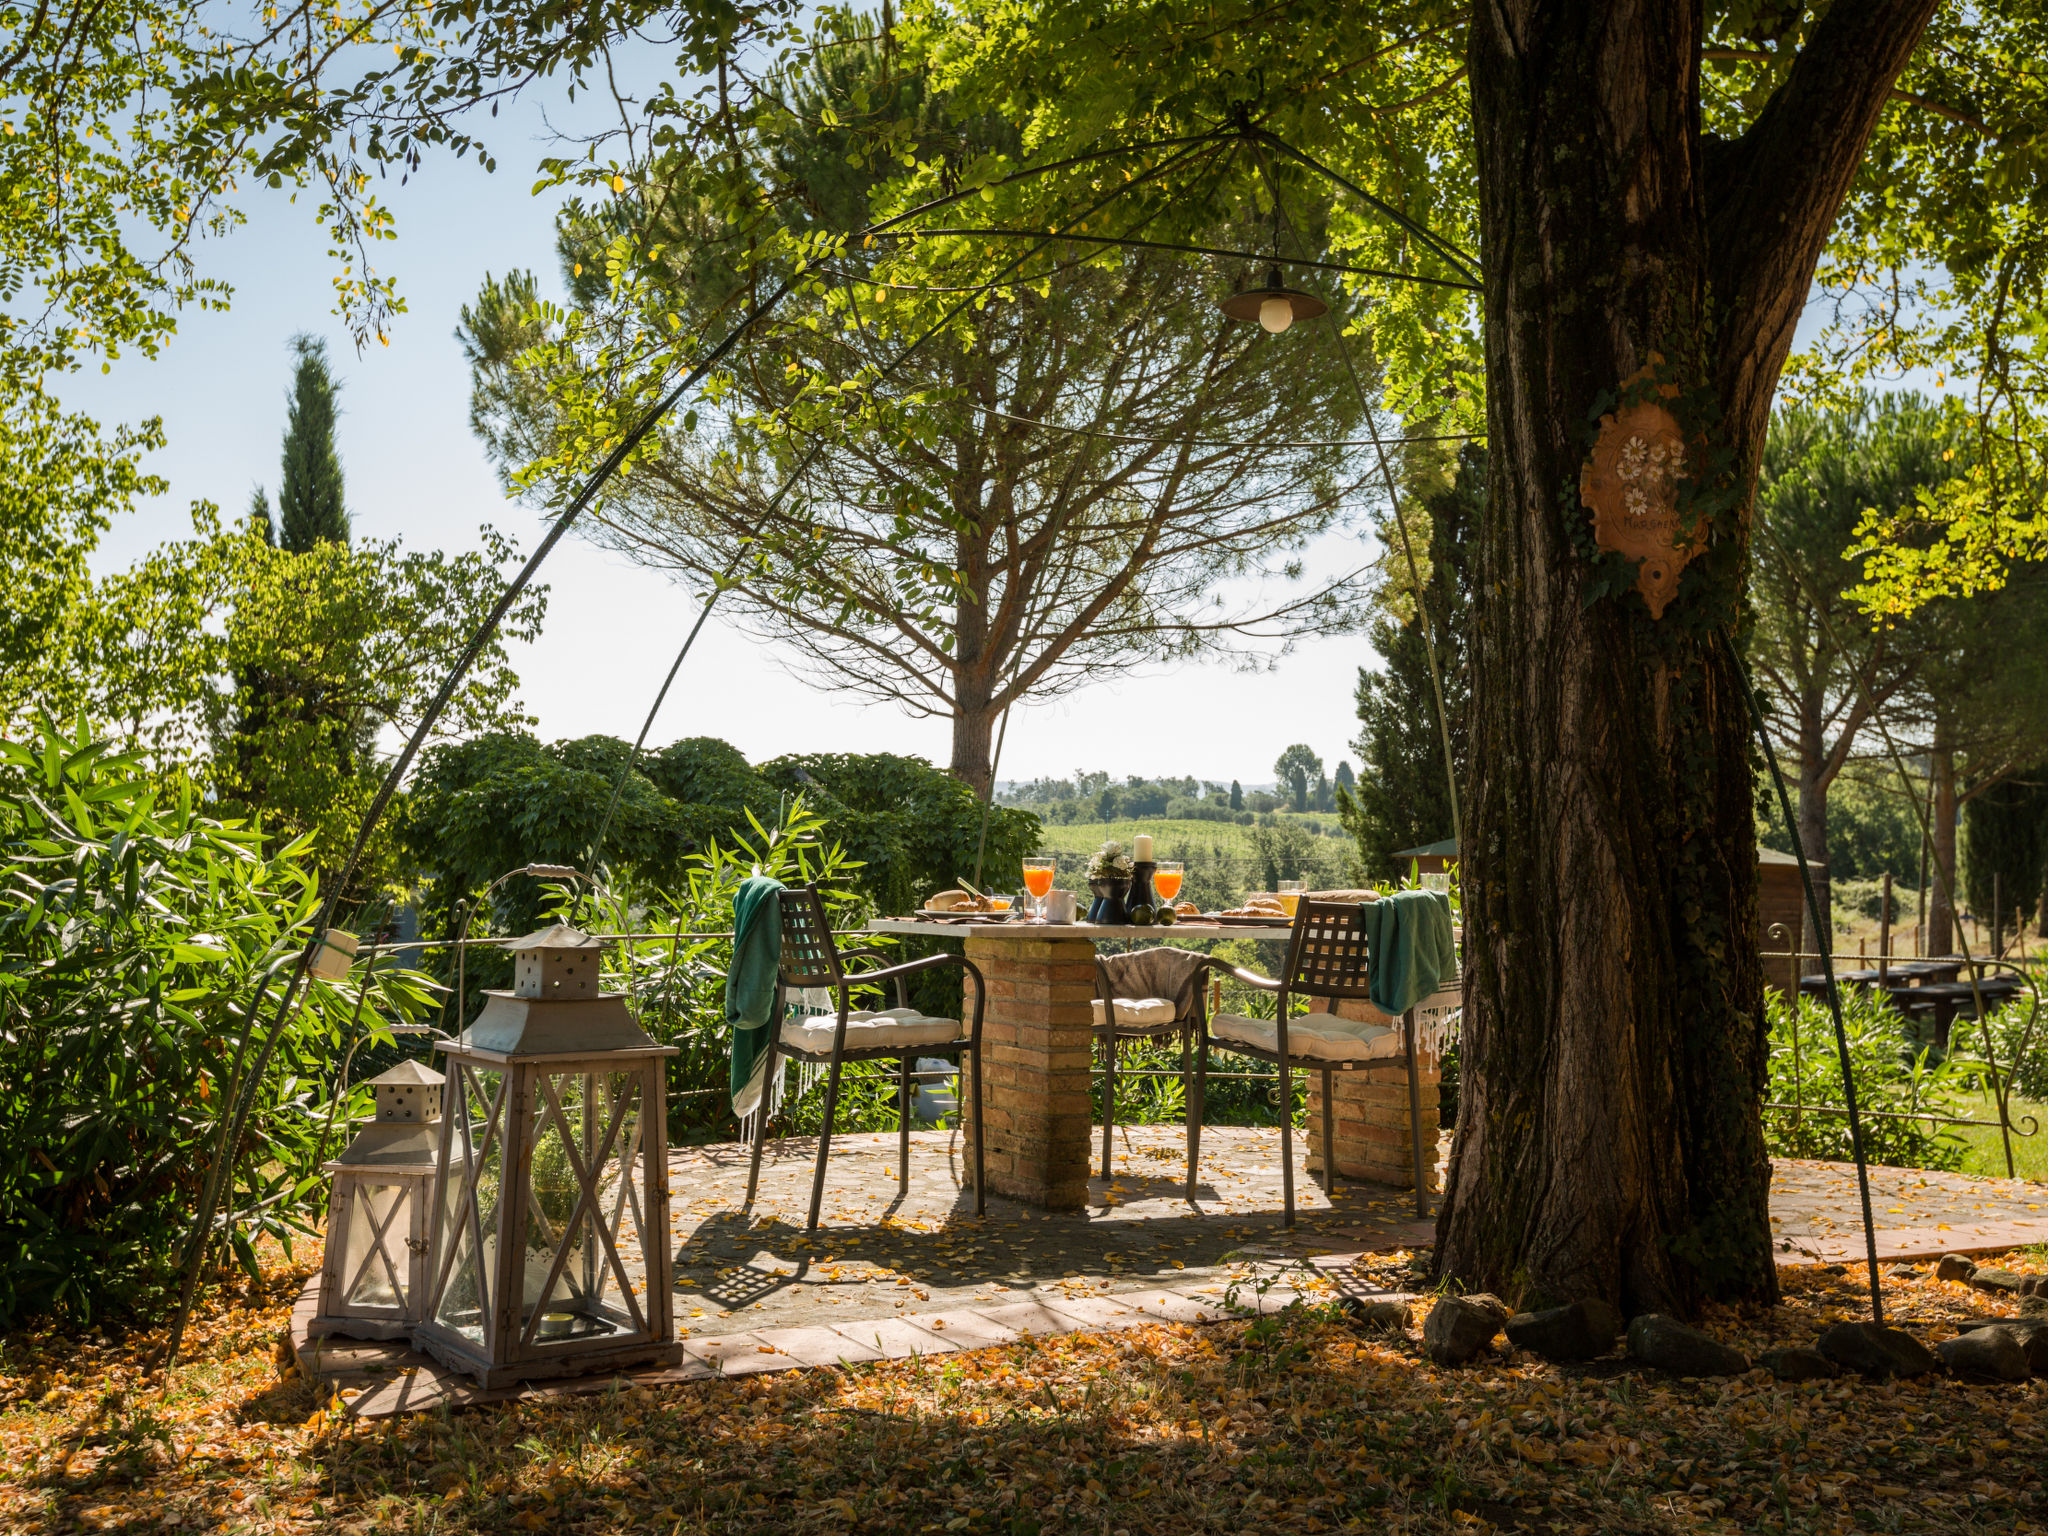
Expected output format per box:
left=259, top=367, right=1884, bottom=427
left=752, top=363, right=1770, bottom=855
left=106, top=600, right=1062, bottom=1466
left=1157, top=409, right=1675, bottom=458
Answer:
left=1153, top=861, right=1184, bottom=905
left=1022, top=857, right=1056, bottom=919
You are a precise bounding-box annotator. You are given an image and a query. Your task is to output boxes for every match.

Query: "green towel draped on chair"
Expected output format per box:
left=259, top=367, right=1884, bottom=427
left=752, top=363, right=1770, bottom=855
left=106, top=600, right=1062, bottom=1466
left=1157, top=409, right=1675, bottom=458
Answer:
left=1359, top=887, right=1455, bottom=1015
left=726, top=874, right=785, bottom=1117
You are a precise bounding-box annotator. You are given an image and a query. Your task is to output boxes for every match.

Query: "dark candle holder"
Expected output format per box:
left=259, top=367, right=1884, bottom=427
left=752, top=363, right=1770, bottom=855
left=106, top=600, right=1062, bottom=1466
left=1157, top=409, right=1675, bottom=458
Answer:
left=1127, top=860, right=1158, bottom=914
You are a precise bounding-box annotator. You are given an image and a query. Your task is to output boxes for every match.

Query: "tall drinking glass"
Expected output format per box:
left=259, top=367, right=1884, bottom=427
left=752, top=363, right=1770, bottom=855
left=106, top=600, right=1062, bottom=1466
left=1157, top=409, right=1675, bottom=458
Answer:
left=1276, top=879, right=1304, bottom=916
left=1153, top=861, right=1185, bottom=906
left=1022, top=857, right=1056, bottom=920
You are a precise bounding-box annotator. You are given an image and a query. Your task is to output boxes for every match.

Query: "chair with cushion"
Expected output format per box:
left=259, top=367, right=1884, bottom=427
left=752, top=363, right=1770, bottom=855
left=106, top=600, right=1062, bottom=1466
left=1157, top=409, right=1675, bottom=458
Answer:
left=1197, top=897, right=1436, bottom=1227
left=1092, top=946, right=1209, bottom=1191
left=744, top=886, right=985, bottom=1231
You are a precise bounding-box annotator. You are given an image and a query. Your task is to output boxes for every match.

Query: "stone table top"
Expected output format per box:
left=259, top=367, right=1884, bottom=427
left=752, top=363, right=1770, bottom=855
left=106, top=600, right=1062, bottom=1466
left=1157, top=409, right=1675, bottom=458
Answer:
left=866, top=918, right=1283, bottom=939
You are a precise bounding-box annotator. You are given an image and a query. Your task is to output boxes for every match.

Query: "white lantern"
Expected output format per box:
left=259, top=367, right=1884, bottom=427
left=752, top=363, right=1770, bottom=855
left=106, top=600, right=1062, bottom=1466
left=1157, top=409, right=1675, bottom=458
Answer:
left=310, top=1060, right=444, bottom=1341
left=412, top=925, right=679, bottom=1387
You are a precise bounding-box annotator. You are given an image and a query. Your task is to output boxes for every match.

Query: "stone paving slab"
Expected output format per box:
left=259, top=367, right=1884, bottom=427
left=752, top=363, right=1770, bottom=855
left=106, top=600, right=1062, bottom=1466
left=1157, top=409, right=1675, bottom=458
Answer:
left=755, top=1324, right=888, bottom=1367
left=829, top=1316, right=958, bottom=1357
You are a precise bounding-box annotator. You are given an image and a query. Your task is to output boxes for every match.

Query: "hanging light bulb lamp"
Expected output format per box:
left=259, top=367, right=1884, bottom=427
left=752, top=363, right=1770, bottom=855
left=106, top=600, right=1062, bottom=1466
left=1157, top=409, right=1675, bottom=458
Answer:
left=1220, top=263, right=1327, bottom=334
left=309, top=1060, right=445, bottom=1342
left=413, top=924, right=680, bottom=1386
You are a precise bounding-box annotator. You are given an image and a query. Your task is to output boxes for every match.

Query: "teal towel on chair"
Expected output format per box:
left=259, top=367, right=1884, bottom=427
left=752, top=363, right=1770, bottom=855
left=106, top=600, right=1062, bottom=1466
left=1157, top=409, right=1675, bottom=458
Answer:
left=727, top=875, right=785, bottom=1116
left=1360, top=889, right=1455, bottom=1015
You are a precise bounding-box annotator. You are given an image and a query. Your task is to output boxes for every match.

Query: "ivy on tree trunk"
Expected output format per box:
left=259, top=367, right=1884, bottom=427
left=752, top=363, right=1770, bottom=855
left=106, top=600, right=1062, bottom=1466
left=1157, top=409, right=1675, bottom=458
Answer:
left=1439, top=0, right=1939, bottom=1316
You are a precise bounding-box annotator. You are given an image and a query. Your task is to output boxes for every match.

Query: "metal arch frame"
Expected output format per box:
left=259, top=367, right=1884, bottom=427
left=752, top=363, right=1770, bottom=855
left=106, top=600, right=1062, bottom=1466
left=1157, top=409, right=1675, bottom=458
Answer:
left=166, top=116, right=1483, bottom=1361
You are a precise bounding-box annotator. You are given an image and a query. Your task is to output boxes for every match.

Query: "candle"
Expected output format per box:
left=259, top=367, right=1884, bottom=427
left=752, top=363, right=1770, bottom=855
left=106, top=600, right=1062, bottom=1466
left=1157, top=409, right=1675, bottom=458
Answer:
left=1134, top=834, right=1153, bottom=862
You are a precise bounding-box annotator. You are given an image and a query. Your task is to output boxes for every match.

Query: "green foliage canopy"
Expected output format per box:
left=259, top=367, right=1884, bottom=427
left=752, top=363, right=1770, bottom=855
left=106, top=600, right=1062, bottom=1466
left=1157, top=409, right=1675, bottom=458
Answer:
left=404, top=731, right=1040, bottom=937
left=33, top=510, right=544, bottom=893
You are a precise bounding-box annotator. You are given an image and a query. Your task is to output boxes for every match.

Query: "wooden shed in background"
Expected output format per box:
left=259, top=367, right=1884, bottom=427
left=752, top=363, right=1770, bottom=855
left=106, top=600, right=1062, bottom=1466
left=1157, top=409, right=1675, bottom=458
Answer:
left=1391, top=837, right=1460, bottom=875
left=1758, top=847, right=1823, bottom=994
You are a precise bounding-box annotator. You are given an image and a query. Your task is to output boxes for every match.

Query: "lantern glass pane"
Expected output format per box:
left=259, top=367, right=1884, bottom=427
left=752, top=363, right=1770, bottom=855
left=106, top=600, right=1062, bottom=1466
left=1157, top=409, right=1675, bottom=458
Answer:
left=598, top=1071, right=650, bottom=1315
left=517, top=1072, right=607, bottom=1341
left=433, top=1065, right=505, bottom=1343
left=342, top=1182, right=410, bottom=1309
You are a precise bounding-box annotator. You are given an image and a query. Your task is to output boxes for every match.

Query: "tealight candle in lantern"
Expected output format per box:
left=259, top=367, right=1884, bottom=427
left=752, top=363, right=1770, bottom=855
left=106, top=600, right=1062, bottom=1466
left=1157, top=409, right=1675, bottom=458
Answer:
left=1133, top=834, right=1153, bottom=862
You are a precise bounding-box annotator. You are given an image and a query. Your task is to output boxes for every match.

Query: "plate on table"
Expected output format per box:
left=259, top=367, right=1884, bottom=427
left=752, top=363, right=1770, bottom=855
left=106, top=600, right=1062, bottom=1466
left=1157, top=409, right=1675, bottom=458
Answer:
left=918, top=904, right=1013, bottom=920
left=1210, top=912, right=1292, bottom=927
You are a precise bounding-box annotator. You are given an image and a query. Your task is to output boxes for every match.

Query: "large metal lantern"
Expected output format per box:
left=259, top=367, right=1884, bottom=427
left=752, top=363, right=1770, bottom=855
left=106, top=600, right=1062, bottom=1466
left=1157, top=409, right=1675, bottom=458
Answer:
left=310, top=1060, right=445, bottom=1341
left=413, top=925, right=679, bottom=1387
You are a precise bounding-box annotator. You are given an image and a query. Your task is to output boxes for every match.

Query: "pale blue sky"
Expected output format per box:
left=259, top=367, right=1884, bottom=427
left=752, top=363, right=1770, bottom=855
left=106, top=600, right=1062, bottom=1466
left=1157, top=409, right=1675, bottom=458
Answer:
left=67, top=84, right=1385, bottom=787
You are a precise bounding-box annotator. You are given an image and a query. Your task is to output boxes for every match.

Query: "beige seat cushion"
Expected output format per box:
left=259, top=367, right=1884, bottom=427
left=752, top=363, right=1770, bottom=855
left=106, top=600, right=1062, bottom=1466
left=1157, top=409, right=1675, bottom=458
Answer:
left=1210, top=1010, right=1401, bottom=1063
left=781, top=1007, right=965, bottom=1053
left=1091, top=996, right=1179, bottom=1029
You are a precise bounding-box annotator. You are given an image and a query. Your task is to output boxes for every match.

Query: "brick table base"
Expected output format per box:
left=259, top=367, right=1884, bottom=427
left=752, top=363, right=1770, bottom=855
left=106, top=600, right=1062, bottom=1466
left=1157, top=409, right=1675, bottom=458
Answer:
left=962, top=935, right=1095, bottom=1208
left=1304, top=999, right=1441, bottom=1196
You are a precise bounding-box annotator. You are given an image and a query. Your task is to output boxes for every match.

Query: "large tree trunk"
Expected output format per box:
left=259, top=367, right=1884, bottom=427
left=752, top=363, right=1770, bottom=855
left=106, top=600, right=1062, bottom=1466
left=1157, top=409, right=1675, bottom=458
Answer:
left=1928, top=734, right=1958, bottom=956
left=1439, top=1, right=1936, bottom=1317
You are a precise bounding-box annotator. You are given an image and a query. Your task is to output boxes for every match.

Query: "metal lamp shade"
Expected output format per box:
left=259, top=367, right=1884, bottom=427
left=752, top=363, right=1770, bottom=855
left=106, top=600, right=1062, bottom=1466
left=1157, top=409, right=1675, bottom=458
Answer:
left=1219, top=264, right=1328, bottom=331
left=310, top=1061, right=445, bottom=1341
left=412, top=926, right=679, bottom=1388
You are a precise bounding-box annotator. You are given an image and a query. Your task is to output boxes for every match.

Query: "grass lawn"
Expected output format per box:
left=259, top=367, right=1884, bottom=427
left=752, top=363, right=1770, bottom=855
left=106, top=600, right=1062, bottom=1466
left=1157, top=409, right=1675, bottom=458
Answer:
left=1948, top=1090, right=2048, bottom=1181
left=4, top=1246, right=2046, bottom=1534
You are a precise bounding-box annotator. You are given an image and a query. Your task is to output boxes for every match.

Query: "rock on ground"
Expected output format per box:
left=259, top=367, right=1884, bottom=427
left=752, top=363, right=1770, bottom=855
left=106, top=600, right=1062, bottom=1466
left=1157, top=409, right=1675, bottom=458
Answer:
left=1817, top=1321, right=1938, bottom=1379
left=1936, top=1253, right=1978, bottom=1284
left=1504, top=1299, right=1623, bottom=1363
left=1760, top=1347, right=1839, bottom=1382
left=1937, top=1327, right=2031, bottom=1382
left=1624, top=1314, right=1750, bottom=1378
left=1968, top=1267, right=2026, bottom=1295
left=1340, top=1295, right=1416, bottom=1334
left=1957, top=1320, right=2048, bottom=1377
left=1423, top=1294, right=1509, bottom=1366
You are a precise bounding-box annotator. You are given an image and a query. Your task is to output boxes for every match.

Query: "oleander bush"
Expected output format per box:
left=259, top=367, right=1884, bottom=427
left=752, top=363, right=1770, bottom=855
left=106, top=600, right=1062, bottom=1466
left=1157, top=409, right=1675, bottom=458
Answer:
left=1763, top=988, right=1969, bottom=1171
left=0, top=716, right=438, bottom=1324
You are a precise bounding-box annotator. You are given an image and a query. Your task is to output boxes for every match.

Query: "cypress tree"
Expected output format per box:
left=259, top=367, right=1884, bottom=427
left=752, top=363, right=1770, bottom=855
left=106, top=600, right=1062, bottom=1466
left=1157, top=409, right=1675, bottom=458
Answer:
left=249, top=486, right=276, bottom=544
left=1229, top=779, right=1243, bottom=812
left=277, top=334, right=349, bottom=551
left=1964, top=770, right=2048, bottom=952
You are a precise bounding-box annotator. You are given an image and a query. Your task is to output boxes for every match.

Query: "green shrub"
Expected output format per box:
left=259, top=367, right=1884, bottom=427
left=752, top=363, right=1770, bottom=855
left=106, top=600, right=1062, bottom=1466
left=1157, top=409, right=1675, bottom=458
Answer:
left=1948, top=991, right=2048, bottom=1103
left=0, top=717, right=437, bottom=1324
left=1764, top=988, right=1968, bottom=1171
left=563, top=797, right=896, bottom=1138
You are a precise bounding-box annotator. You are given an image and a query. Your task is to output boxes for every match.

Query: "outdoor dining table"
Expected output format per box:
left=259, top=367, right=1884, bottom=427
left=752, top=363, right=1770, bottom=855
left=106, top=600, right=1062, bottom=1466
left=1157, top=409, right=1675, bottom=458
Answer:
left=865, top=915, right=1278, bottom=1210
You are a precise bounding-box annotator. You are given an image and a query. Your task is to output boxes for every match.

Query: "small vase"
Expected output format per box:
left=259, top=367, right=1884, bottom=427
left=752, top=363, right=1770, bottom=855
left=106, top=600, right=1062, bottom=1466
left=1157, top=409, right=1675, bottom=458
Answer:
left=1127, top=860, right=1157, bottom=914
left=1087, top=875, right=1130, bottom=925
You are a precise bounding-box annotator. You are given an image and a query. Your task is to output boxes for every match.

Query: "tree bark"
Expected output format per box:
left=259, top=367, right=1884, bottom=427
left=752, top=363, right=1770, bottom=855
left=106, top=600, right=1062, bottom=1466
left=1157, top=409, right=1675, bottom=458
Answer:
left=1928, top=735, right=1958, bottom=956
left=1440, top=0, right=1937, bottom=1316
left=950, top=695, right=997, bottom=799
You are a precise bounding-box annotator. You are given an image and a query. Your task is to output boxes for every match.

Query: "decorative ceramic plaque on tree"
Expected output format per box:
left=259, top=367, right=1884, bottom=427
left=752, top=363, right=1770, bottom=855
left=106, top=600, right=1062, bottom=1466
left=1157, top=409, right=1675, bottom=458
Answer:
left=1579, top=375, right=1701, bottom=619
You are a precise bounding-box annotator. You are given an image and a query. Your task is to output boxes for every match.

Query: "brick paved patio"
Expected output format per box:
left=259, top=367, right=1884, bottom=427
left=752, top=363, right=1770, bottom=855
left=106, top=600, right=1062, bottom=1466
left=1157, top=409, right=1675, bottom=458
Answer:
left=296, top=1124, right=2048, bottom=1417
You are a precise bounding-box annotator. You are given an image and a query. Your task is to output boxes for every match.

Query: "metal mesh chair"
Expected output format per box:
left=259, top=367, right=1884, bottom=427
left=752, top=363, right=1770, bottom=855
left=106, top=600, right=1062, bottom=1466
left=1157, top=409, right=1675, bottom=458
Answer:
left=1092, top=947, right=1208, bottom=1192
left=1197, top=898, right=1438, bottom=1227
left=744, top=886, right=985, bottom=1231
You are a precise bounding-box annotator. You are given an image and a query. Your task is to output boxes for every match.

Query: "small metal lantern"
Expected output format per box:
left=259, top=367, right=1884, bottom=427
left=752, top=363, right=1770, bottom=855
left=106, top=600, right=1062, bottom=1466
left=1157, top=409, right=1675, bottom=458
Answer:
left=413, top=924, right=679, bottom=1387
left=310, top=1060, right=444, bottom=1341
